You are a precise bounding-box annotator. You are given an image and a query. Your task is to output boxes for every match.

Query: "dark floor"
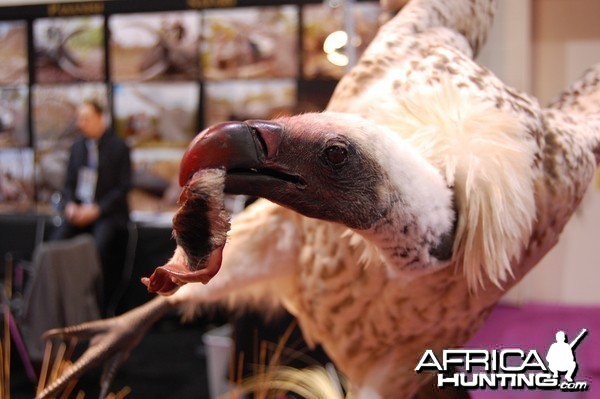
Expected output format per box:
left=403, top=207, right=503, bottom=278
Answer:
left=10, top=316, right=211, bottom=399
left=8, top=309, right=330, bottom=399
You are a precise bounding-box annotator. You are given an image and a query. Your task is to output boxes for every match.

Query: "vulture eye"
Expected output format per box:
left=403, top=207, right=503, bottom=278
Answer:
left=324, top=145, right=348, bottom=165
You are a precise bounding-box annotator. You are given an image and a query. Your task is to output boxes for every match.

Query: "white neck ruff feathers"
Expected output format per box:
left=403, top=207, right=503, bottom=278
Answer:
left=370, top=81, right=537, bottom=289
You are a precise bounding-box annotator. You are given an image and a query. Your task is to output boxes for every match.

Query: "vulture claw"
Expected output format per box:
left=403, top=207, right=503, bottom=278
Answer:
left=36, top=297, right=174, bottom=399
left=99, top=352, right=128, bottom=399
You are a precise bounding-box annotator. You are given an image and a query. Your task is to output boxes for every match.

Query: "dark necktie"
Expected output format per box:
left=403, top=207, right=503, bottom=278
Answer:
left=86, top=139, right=98, bottom=169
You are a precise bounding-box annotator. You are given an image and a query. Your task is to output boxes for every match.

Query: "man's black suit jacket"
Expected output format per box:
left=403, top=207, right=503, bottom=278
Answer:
left=62, top=130, right=131, bottom=223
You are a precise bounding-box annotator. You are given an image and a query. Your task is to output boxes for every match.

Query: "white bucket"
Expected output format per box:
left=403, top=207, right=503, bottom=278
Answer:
left=202, top=324, right=233, bottom=398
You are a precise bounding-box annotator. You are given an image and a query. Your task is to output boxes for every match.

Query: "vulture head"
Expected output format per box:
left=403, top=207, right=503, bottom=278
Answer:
left=146, top=112, right=457, bottom=294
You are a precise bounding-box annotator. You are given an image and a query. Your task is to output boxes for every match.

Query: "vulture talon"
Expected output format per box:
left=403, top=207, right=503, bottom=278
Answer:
left=36, top=297, right=174, bottom=399
left=99, top=352, right=127, bottom=399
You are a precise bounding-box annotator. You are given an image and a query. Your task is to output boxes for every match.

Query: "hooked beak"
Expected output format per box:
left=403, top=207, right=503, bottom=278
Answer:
left=143, top=121, right=307, bottom=296
left=179, top=120, right=305, bottom=195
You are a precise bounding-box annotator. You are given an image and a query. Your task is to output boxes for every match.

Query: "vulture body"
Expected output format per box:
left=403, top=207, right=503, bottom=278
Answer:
left=39, top=0, right=600, bottom=398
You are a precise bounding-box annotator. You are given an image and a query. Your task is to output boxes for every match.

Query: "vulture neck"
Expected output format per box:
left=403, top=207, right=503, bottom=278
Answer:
left=360, top=134, right=456, bottom=277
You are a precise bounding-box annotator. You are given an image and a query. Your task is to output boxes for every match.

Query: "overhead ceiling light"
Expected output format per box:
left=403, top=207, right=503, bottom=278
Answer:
left=323, top=30, right=348, bottom=54
left=323, top=30, right=349, bottom=66
left=326, top=51, right=349, bottom=67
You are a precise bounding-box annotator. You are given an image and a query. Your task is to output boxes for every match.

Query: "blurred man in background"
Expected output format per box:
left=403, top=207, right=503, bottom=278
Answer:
left=51, top=99, right=131, bottom=309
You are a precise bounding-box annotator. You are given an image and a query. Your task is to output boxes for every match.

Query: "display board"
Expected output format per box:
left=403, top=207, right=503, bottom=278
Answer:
left=0, top=0, right=380, bottom=213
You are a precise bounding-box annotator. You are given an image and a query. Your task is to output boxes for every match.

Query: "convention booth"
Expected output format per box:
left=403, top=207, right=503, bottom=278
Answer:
left=0, top=0, right=599, bottom=398
left=0, top=0, right=377, bottom=396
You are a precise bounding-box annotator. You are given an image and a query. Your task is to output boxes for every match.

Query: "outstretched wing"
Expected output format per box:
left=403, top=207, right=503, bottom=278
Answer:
left=329, top=0, right=543, bottom=289
left=328, top=0, right=600, bottom=290
left=520, top=64, right=600, bottom=280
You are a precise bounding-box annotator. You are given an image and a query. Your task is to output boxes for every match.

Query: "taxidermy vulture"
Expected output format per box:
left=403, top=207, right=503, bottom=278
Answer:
left=39, top=0, right=600, bottom=398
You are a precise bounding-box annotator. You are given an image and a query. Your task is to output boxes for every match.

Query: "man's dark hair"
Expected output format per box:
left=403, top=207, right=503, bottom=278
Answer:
left=83, top=98, right=105, bottom=116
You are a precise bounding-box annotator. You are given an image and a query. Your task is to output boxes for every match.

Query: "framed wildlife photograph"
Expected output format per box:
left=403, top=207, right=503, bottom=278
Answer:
left=112, top=81, right=199, bottom=148
left=0, top=21, right=28, bottom=85
left=200, top=6, right=298, bottom=80
left=110, top=11, right=200, bottom=82
left=33, top=16, right=105, bottom=83
left=0, top=148, right=35, bottom=212
left=203, top=79, right=296, bottom=127
left=0, top=86, right=29, bottom=148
